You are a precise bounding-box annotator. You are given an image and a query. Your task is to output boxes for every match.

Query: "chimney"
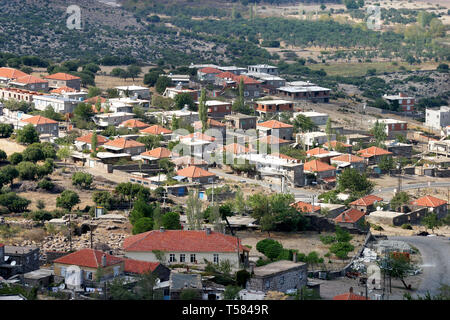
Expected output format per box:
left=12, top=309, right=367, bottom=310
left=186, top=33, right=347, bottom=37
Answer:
left=293, top=251, right=297, bottom=263
left=160, top=227, right=165, bottom=232
left=206, top=227, right=211, bottom=235
left=101, top=254, right=107, bottom=267
left=349, top=287, right=353, bottom=293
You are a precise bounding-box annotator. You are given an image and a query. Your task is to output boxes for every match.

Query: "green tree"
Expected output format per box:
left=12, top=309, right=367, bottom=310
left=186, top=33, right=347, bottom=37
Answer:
left=0, top=124, right=14, bottom=138
left=0, top=165, right=19, bottom=186
left=87, top=87, right=102, bottom=98
left=325, top=117, right=333, bottom=143
left=71, top=172, right=94, bottom=189
left=198, top=88, right=208, bottom=132
left=378, top=155, right=394, bottom=171
left=127, top=65, right=142, bottom=82
left=22, top=144, right=45, bottom=162
left=293, top=114, right=317, bottom=133
left=56, top=146, right=72, bottom=164
left=379, top=253, right=416, bottom=290
left=8, top=152, right=23, bottom=165
left=161, top=211, right=182, bottom=230
left=17, top=161, right=38, bottom=180
left=180, top=288, right=201, bottom=300
left=337, top=168, right=374, bottom=197
left=155, top=76, right=171, bottom=94
left=390, top=191, right=410, bottom=212
left=223, top=285, right=241, bottom=300
left=56, top=190, right=80, bottom=211
left=174, top=93, right=195, bottom=110
left=136, top=135, right=161, bottom=150
left=16, top=124, right=39, bottom=145
left=421, top=213, right=442, bottom=233
left=186, top=191, right=203, bottom=230
left=370, top=120, right=387, bottom=147
left=132, top=217, right=154, bottom=235
left=74, top=103, right=94, bottom=122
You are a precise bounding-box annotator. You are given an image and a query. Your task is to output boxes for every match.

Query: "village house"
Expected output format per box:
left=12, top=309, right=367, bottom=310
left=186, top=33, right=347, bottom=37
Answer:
left=410, top=195, right=448, bottom=219
left=123, top=228, right=250, bottom=268
left=53, top=249, right=125, bottom=286
left=197, top=67, right=222, bottom=82
left=255, top=135, right=291, bottom=151
left=334, top=208, right=367, bottom=229
left=103, top=137, right=146, bottom=156
left=382, top=92, right=415, bottom=112
left=257, top=120, right=294, bottom=141
left=372, top=119, right=408, bottom=139
left=247, top=64, right=279, bottom=75
left=254, top=100, right=294, bottom=116
left=306, top=147, right=342, bottom=164
left=193, top=119, right=226, bottom=139
left=32, top=94, right=80, bottom=114
left=333, top=287, right=369, bottom=300
left=290, top=201, right=321, bottom=214
left=163, top=85, right=198, bottom=101
left=140, top=124, right=173, bottom=140
left=246, top=260, right=307, bottom=293
left=115, top=85, right=150, bottom=99
left=385, top=140, right=413, bottom=158
left=94, top=112, right=135, bottom=127
left=74, top=133, right=109, bottom=151
left=221, top=143, right=252, bottom=156
left=171, top=156, right=208, bottom=171
left=122, top=259, right=171, bottom=281
left=176, top=166, right=216, bottom=184
left=119, top=119, right=150, bottom=130
left=9, top=75, right=49, bottom=92
left=167, top=74, right=191, bottom=87
left=323, top=141, right=352, bottom=153
left=215, top=72, right=262, bottom=98
left=425, top=106, right=450, bottom=131
left=0, top=67, right=28, bottom=85
left=0, top=245, right=40, bottom=279
left=277, top=86, right=331, bottom=103
left=0, top=87, right=44, bottom=103
left=293, top=111, right=329, bottom=126
left=44, top=73, right=81, bottom=91
left=224, top=113, right=257, bottom=130
left=109, top=97, right=150, bottom=113
left=245, top=73, right=286, bottom=94
left=194, top=100, right=232, bottom=119
left=140, top=147, right=172, bottom=164
left=357, top=146, right=393, bottom=165
left=330, top=154, right=366, bottom=172
left=349, top=195, right=383, bottom=213
left=296, top=131, right=335, bottom=148
left=178, top=132, right=217, bottom=158
left=168, top=273, right=202, bottom=300
left=20, top=115, right=59, bottom=136
left=303, top=159, right=336, bottom=182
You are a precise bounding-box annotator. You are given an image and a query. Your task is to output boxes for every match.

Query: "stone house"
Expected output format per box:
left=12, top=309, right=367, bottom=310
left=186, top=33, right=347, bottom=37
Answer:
left=257, top=120, right=293, bottom=141
left=349, top=195, right=384, bottom=213
left=176, top=166, right=217, bottom=184
left=44, top=73, right=81, bottom=91
left=410, top=195, right=448, bottom=219
left=103, top=137, right=146, bottom=156
left=0, top=245, right=40, bottom=279
left=20, top=115, right=59, bottom=136
left=246, top=260, right=307, bottom=293
left=224, top=113, right=257, bottom=131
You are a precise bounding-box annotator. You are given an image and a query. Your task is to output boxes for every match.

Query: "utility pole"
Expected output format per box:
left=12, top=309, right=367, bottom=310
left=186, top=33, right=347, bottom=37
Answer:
left=211, top=178, right=215, bottom=206
left=90, top=223, right=93, bottom=249
left=69, top=214, right=72, bottom=252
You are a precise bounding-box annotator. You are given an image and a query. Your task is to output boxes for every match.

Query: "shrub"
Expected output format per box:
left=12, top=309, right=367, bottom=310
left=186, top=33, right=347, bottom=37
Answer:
left=335, top=226, right=352, bottom=242
left=401, top=223, right=413, bottom=230
left=8, top=152, right=23, bottom=165
left=71, top=172, right=93, bottom=189
left=265, top=241, right=283, bottom=260
left=17, top=161, right=38, bottom=180
left=330, top=242, right=355, bottom=259
left=236, top=269, right=251, bottom=288
left=320, top=235, right=336, bottom=245
left=132, top=217, right=154, bottom=235
left=180, top=288, right=201, bottom=300
left=256, top=238, right=279, bottom=255
left=37, top=178, right=55, bottom=191
left=0, top=192, right=31, bottom=212
left=30, top=210, right=53, bottom=221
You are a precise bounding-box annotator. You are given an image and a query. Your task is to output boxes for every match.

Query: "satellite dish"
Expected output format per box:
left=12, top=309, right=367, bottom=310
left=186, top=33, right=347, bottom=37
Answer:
left=10, top=260, right=16, bottom=266
left=4, top=256, right=9, bottom=261
left=59, top=283, right=66, bottom=290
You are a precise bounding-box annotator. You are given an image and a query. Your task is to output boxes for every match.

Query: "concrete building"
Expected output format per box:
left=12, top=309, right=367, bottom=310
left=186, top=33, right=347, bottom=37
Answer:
left=293, top=111, right=329, bottom=126
left=32, top=95, right=81, bottom=114
left=93, top=112, right=135, bottom=127
left=382, top=93, right=415, bottom=112
left=115, top=85, right=150, bottom=99
left=44, top=73, right=81, bottom=91
left=303, top=159, right=336, bottom=181
left=176, top=166, right=216, bottom=184
left=357, top=146, right=393, bottom=165
left=349, top=195, right=383, bottom=213
left=0, top=87, right=44, bottom=103
left=410, top=195, right=448, bottom=219
left=255, top=100, right=294, bottom=116
left=224, top=113, right=257, bottom=130
left=385, top=140, right=413, bottom=158
left=371, top=119, right=408, bottom=139
left=74, top=133, right=109, bottom=151
left=277, top=86, right=330, bottom=103
left=0, top=67, right=28, bottom=85
left=9, top=75, right=49, bottom=92
left=197, top=67, right=222, bottom=82
left=0, top=245, right=40, bottom=279
left=103, top=137, right=146, bottom=156
left=123, top=229, right=250, bottom=268
left=163, top=86, right=198, bottom=101
left=194, top=100, right=232, bottom=119
left=257, top=120, right=294, bottom=141
left=167, top=74, right=190, bottom=87
left=247, top=64, right=279, bottom=76
left=296, top=131, right=335, bottom=147
left=215, top=73, right=262, bottom=99
left=246, top=260, right=307, bottom=293
left=20, top=115, right=59, bottom=136
left=425, top=106, right=450, bottom=131
left=428, top=139, right=450, bottom=157
left=330, top=154, right=366, bottom=172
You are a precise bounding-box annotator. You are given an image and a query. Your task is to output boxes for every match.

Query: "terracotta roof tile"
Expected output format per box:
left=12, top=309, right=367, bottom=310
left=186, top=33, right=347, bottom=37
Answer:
left=199, top=67, right=222, bottom=74
left=123, top=259, right=160, bottom=274
left=45, top=72, right=80, bottom=80
left=141, top=147, right=172, bottom=159
left=120, top=119, right=150, bottom=129
left=223, top=143, right=250, bottom=154
left=140, top=125, right=172, bottom=135
left=13, top=75, right=48, bottom=84
left=0, top=67, right=28, bottom=79
left=176, top=166, right=216, bottom=178
left=304, top=159, right=335, bottom=172
left=181, top=132, right=216, bottom=142
left=123, top=230, right=249, bottom=253
left=306, top=147, right=330, bottom=157
left=193, top=119, right=226, bottom=129
left=104, top=137, right=145, bottom=149
left=324, top=141, right=351, bottom=149
left=291, top=201, right=321, bottom=213
left=349, top=195, right=383, bottom=207
left=334, top=208, right=366, bottom=223
left=411, top=195, right=447, bottom=208
left=331, top=154, right=365, bottom=163
left=333, top=292, right=369, bottom=300
left=358, top=146, right=392, bottom=158
left=76, top=133, right=108, bottom=144
left=50, top=86, right=77, bottom=94
left=258, top=135, right=290, bottom=145
left=257, top=120, right=293, bottom=129
left=22, top=115, right=57, bottom=125
left=270, top=153, right=301, bottom=162
left=53, top=248, right=123, bottom=268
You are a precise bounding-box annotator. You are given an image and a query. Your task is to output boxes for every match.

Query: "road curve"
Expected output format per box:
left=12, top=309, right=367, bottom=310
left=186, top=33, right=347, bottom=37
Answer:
left=389, top=236, right=450, bottom=297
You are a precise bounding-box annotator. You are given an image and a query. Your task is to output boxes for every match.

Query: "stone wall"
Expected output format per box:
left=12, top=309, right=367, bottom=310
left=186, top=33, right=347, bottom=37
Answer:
left=247, top=264, right=307, bottom=293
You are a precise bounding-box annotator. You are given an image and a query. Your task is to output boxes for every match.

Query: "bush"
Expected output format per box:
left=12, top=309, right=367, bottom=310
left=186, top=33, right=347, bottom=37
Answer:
left=335, top=226, right=352, bottom=242
left=236, top=269, right=251, bottom=288
left=0, top=150, right=6, bottom=161
left=180, top=288, right=201, bottom=300
left=320, top=235, right=336, bottom=245
left=401, top=223, right=413, bottom=230
left=37, top=178, right=55, bottom=191
left=72, top=172, right=93, bottom=189
left=132, top=217, right=154, bottom=235
left=30, top=210, right=53, bottom=221
left=8, top=152, right=23, bottom=165
left=256, top=238, right=279, bottom=255
left=265, top=241, right=283, bottom=260
left=0, top=192, right=31, bottom=212
left=17, top=161, right=38, bottom=180
left=329, top=242, right=355, bottom=260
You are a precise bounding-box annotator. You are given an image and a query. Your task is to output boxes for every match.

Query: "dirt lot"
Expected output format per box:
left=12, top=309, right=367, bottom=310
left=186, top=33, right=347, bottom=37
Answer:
left=0, top=138, right=26, bottom=156
left=236, top=230, right=367, bottom=271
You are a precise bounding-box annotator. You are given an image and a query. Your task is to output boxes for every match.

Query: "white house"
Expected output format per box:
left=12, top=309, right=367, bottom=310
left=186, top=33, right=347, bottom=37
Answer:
left=425, top=106, right=450, bottom=131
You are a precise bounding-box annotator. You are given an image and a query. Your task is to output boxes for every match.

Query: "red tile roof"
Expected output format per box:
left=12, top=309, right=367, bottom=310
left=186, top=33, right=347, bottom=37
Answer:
left=223, top=143, right=250, bottom=154
left=140, top=125, right=172, bottom=135
left=50, top=86, right=77, bottom=94
left=45, top=72, right=80, bottom=80
left=411, top=195, right=447, bottom=208
left=215, top=72, right=261, bottom=85
left=358, top=146, right=392, bottom=158
left=53, top=249, right=123, bottom=268
left=349, top=195, right=383, bottom=207
left=333, top=291, right=369, bottom=300
left=331, top=154, right=365, bottom=163
left=181, top=132, right=216, bottom=142
left=76, top=133, right=109, bottom=145
left=120, top=119, right=150, bottom=129
left=306, top=147, right=330, bottom=157
left=176, top=166, right=216, bottom=178
left=0, top=67, right=28, bottom=79
left=258, top=135, right=290, bottom=145
left=104, top=137, right=145, bottom=149
left=193, top=119, right=226, bottom=129
left=291, top=201, right=321, bottom=213
left=123, top=230, right=250, bottom=253
left=123, top=259, right=160, bottom=274
left=199, top=67, right=222, bottom=74
left=257, top=120, right=293, bottom=129
left=334, top=208, right=366, bottom=223
left=22, top=115, right=57, bottom=125
left=304, top=159, right=335, bottom=172
left=14, top=75, right=48, bottom=84
left=141, top=147, right=172, bottom=159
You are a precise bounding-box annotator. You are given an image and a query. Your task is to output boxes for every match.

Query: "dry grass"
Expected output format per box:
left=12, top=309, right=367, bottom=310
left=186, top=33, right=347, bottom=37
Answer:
left=0, top=139, right=26, bottom=156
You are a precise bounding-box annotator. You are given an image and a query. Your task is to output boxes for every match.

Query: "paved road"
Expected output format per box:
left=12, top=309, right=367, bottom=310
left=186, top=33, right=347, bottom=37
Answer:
left=389, top=236, right=450, bottom=297
left=373, top=181, right=450, bottom=196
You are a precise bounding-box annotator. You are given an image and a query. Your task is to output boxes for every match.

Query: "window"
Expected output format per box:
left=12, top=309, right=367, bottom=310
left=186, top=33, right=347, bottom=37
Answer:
left=113, top=266, right=120, bottom=276
left=190, top=254, right=196, bottom=263
left=279, top=276, right=285, bottom=286
left=265, top=280, right=270, bottom=290
left=180, top=254, right=185, bottom=263
left=61, top=267, right=66, bottom=277
left=169, top=254, right=176, bottom=262
left=213, top=254, right=219, bottom=264
left=86, top=271, right=93, bottom=280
